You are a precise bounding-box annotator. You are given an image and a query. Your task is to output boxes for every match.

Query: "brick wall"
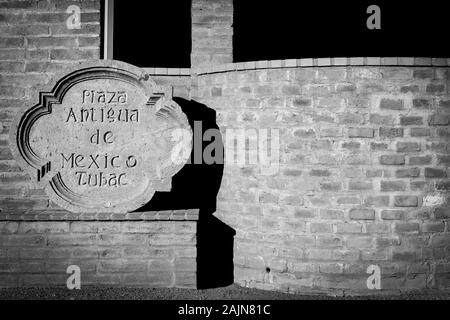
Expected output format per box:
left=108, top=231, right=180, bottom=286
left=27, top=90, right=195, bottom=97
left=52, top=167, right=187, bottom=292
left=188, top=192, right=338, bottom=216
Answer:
left=198, top=66, right=450, bottom=294
left=0, top=0, right=198, bottom=288
left=0, top=0, right=100, bottom=205
left=0, top=220, right=196, bottom=287
left=191, top=0, right=233, bottom=70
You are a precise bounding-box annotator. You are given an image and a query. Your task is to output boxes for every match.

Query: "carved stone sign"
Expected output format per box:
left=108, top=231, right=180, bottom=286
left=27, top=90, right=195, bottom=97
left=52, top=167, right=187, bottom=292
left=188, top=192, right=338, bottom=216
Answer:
left=11, top=61, right=192, bottom=213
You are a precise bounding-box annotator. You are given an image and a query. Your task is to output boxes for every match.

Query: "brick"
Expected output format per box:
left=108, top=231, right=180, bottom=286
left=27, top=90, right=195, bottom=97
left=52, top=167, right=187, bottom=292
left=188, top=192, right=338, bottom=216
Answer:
left=344, top=155, right=369, bottom=165
left=338, top=113, right=364, bottom=124
left=336, top=223, right=362, bottom=233
left=346, top=236, right=373, bottom=248
left=395, top=168, right=420, bottom=178
left=369, top=114, right=394, bottom=125
left=310, top=222, right=333, bottom=233
left=320, top=127, right=342, bottom=137
left=292, top=98, right=312, bottom=107
left=400, top=116, right=423, bottom=126
left=336, top=83, right=356, bottom=92
left=410, top=156, right=432, bottom=165
left=0, top=222, right=19, bottom=234
left=429, top=114, right=450, bottom=126
left=413, top=99, right=431, bottom=109
left=426, top=83, right=445, bottom=94
left=50, top=24, right=100, bottom=36
left=437, top=128, right=450, bottom=137
left=294, top=209, right=316, bottom=219
left=440, top=100, right=450, bottom=109
left=281, top=85, right=300, bottom=95
left=394, top=196, right=419, bottom=207
left=395, top=223, right=419, bottom=233
left=413, top=69, right=434, bottom=79
left=349, top=208, right=375, bottom=220
left=381, top=210, right=404, bottom=220
left=348, top=127, right=374, bottom=138
left=380, top=181, right=406, bottom=192
left=410, top=181, right=433, bottom=192
left=293, top=128, right=315, bottom=138
left=25, top=49, right=48, bottom=60
left=380, top=127, right=403, bottom=138
left=400, top=85, right=419, bottom=93
left=436, top=181, right=450, bottom=191
left=320, top=209, right=344, bottom=220
left=0, top=199, right=47, bottom=211
left=348, top=180, right=373, bottom=191
left=293, top=69, right=316, bottom=80
left=47, top=234, right=97, bottom=247
left=431, top=235, right=450, bottom=247
left=381, top=67, right=412, bottom=79
left=78, top=36, right=100, bottom=47
left=27, top=36, right=77, bottom=48
left=379, top=155, right=405, bottom=165
left=424, top=168, right=447, bottom=178
left=396, top=142, right=421, bottom=153
left=285, top=235, right=315, bottom=248
left=50, top=48, right=98, bottom=60
left=341, top=141, right=360, bottom=150
left=434, top=207, right=450, bottom=219
left=391, top=250, right=417, bottom=261
left=0, top=37, right=24, bottom=48
left=0, top=235, right=45, bottom=247
left=0, top=1, right=34, bottom=9
left=364, top=196, right=389, bottom=207
left=422, top=222, right=445, bottom=233
left=410, top=128, right=430, bottom=137
left=282, top=169, right=302, bottom=176
left=0, top=61, right=24, bottom=72
left=371, top=142, right=388, bottom=151
left=319, top=182, right=342, bottom=192
left=309, top=169, right=331, bottom=177
left=259, top=192, right=278, bottom=204
left=18, top=222, right=69, bottom=234
left=365, top=223, right=391, bottom=234
left=70, top=222, right=120, bottom=233
left=366, top=169, right=383, bottom=178
left=380, top=98, right=404, bottom=110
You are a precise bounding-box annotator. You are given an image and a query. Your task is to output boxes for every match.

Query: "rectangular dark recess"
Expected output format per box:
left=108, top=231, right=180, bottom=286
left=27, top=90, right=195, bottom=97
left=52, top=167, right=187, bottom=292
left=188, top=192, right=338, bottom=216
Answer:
left=113, top=0, right=192, bottom=68
left=233, top=0, right=450, bottom=62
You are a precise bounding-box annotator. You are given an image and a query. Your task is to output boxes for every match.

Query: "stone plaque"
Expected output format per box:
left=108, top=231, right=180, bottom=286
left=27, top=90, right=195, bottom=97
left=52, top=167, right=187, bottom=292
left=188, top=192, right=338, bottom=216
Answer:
left=11, top=61, right=192, bottom=213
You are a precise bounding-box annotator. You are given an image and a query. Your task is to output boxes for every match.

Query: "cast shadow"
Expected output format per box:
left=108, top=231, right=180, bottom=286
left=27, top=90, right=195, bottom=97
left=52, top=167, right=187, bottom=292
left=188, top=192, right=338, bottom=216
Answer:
left=135, top=97, right=235, bottom=289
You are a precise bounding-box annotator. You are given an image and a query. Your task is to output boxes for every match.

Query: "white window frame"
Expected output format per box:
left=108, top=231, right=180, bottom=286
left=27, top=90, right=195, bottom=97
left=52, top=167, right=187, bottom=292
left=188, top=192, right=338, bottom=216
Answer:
left=103, top=0, right=114, bottom=60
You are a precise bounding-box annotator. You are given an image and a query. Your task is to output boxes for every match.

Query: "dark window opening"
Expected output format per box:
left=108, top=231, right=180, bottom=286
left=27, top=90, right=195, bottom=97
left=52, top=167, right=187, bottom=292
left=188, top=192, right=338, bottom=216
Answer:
left=112, top=0, right=192, bottom=68
left=233, top=0, right=450, bottom=62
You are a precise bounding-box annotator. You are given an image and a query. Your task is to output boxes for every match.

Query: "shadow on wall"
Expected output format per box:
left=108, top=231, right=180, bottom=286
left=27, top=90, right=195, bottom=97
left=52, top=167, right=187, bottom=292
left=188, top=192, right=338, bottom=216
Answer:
left=135, top=98, right=235, bottom=289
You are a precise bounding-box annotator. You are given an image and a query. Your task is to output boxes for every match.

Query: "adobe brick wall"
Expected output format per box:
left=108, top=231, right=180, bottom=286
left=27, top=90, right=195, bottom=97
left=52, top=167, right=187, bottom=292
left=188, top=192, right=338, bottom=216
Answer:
left=191, top=0, right=233, bottom=70
left=0, top=220, right=196, bottom=287
left=0, top=0, right=101, bottom=199
left=0, top=0, right=197, bottom=288
left=198, top=66, right=450, bottom=294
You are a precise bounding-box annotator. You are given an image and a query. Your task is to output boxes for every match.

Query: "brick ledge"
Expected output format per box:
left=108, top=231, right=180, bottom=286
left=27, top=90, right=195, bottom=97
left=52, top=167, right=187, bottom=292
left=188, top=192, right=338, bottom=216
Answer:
left=0, top=209, right=199, bottom=221
left=141, top=57, right=450, bottom=77
left=195, top=57, right=450, bottom=75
